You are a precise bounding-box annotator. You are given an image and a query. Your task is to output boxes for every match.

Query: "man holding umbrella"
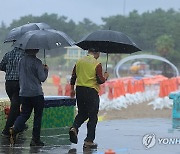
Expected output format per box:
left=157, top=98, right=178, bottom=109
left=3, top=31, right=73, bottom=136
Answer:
left=0, top=22, right=51, bottom=137
left=0, top=44, right=28, bottom=137
left=69, top=48, right=109, bottom=149
left=7, top=27, right=74, bottom=146
left=69, top=29, right=141, bottom=149
left=9, top=49, right=48, bottom=146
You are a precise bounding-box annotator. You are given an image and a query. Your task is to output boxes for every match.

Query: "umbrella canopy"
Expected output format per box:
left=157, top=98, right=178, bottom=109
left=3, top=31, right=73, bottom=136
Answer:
left=75, top=30, right=141, bottom=54
left=13, top=29, right=74, bottom=50
left=13, top=29, right=74, bottom=64
left=76, top=30, right=141, bottom=71
left=4, top=22, right=51, bottom=43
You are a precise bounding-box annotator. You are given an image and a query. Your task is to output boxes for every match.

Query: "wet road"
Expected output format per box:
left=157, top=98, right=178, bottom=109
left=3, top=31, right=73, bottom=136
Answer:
left=0, top=118, right=180, bottom=154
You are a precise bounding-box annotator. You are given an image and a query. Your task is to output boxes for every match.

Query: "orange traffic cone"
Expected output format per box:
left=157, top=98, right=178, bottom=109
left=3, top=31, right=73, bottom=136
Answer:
left=64, top=84, right=71, bottom=96
left=52, top=75, right=61, bottom=86
left=159, top=80, right=169, bottom=97
left=105, top=149, right=116, bottom=154
left=126, top=80, right=134, bottom=94
left=113, top=81, right=120, bottom=98
left=134, top=80, right=139, bottom=93
left=108, top=84, right=114, bottom=100
left=139, top=80, right=145, bottom=92
left=58, top=85, right=63, bottom=96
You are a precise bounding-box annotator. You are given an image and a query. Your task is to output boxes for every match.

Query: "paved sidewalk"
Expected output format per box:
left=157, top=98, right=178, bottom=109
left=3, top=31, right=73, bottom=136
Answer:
left=0, top=118, right=179, bottom=154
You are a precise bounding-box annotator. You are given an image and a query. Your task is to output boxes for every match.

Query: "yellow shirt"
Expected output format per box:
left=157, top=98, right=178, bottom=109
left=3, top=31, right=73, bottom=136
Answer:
left=76, top=54, right=100, bottom=92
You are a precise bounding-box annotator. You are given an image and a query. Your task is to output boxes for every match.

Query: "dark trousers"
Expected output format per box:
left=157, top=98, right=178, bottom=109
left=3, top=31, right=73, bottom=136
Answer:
left=73, top=86, right=99, bottom=142
left=14, top=95, right=44, bottom=140
left=3, top=81, right=21, bottom=133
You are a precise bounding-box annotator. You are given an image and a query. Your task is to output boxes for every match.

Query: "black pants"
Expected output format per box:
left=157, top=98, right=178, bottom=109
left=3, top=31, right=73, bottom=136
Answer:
left=14, top=95, right=44, bottom=140
left=73, top=86, right=99, bottom=142
left=3, top=80, right=21, bottom=134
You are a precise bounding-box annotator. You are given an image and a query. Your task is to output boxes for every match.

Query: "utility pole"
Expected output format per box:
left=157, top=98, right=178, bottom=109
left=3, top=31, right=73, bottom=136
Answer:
left=123, top=0, right=126, bottom=16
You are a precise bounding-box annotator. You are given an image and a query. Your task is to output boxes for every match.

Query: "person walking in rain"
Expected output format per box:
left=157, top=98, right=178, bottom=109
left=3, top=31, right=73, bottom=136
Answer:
left=69, top=48, right=109, bottom=148
left=0, top=45, right=28, bottom=137
left=9, top=49, right=48, bottom=146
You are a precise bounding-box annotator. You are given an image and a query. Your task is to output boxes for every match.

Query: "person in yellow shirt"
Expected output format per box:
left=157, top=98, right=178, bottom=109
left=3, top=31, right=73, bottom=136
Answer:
left=69, top=48, right=109, bottom=149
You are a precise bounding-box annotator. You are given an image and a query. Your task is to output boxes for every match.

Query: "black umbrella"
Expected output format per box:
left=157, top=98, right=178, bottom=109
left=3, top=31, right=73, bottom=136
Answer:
left=75, top=30, right=141, bottom=71
left=4, top=22, right=51, bottom=43
left=13, top=29, right=74, bottom=64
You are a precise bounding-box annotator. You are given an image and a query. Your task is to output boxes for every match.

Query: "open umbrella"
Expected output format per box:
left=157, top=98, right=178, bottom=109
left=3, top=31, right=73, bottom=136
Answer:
left=75, top=30, right=141, bottom=71
left=4, top=22, right=51, bottom=43
left=13, top=29, right=74, bottom=64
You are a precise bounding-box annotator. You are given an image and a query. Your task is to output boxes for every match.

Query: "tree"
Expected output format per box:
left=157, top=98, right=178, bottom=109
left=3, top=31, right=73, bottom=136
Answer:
left=155, top=34, right=174, bottom=57
left=155, top=34, right=175, bottom=77
left=0, top=22, right=11, bottom=59
left=75, top=18, right=100, bottom=41
left=0, top=9, right=180, bottom=61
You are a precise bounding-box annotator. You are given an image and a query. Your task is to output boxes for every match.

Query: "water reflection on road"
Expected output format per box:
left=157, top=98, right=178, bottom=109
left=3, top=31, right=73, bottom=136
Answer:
left=1, top=118, right=180, bottom=154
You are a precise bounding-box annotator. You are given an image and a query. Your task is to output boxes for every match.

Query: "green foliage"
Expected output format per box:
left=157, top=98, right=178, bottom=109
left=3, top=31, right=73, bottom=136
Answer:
left=155, top=34, right=174, bottom=57
left=75, top=18, right=101, bottom=41
left=0, top=9, right=180, bottom=68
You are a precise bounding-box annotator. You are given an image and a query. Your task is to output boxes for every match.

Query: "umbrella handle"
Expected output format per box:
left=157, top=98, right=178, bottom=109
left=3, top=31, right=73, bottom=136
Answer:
left=105, top=53, right=108, bottom=72
left=44, top=49, right=46, bottom=65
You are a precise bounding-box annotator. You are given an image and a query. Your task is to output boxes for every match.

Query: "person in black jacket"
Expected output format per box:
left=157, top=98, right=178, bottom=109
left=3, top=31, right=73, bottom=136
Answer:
left=0, top=47, right=28, bottom=137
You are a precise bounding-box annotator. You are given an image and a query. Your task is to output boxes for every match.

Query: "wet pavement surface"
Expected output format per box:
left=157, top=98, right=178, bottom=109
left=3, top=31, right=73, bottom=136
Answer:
left=0, top=118, right=180, bottom=154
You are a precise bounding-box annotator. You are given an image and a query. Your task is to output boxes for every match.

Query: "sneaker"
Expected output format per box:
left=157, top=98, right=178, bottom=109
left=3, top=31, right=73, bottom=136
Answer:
left=9, top=127, right=17, bottom=146
left=30, top=139, right=44, bottom=147
left=83, top=141, right=98, bottom=149
left=69, top=127, right=78, bottom=144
